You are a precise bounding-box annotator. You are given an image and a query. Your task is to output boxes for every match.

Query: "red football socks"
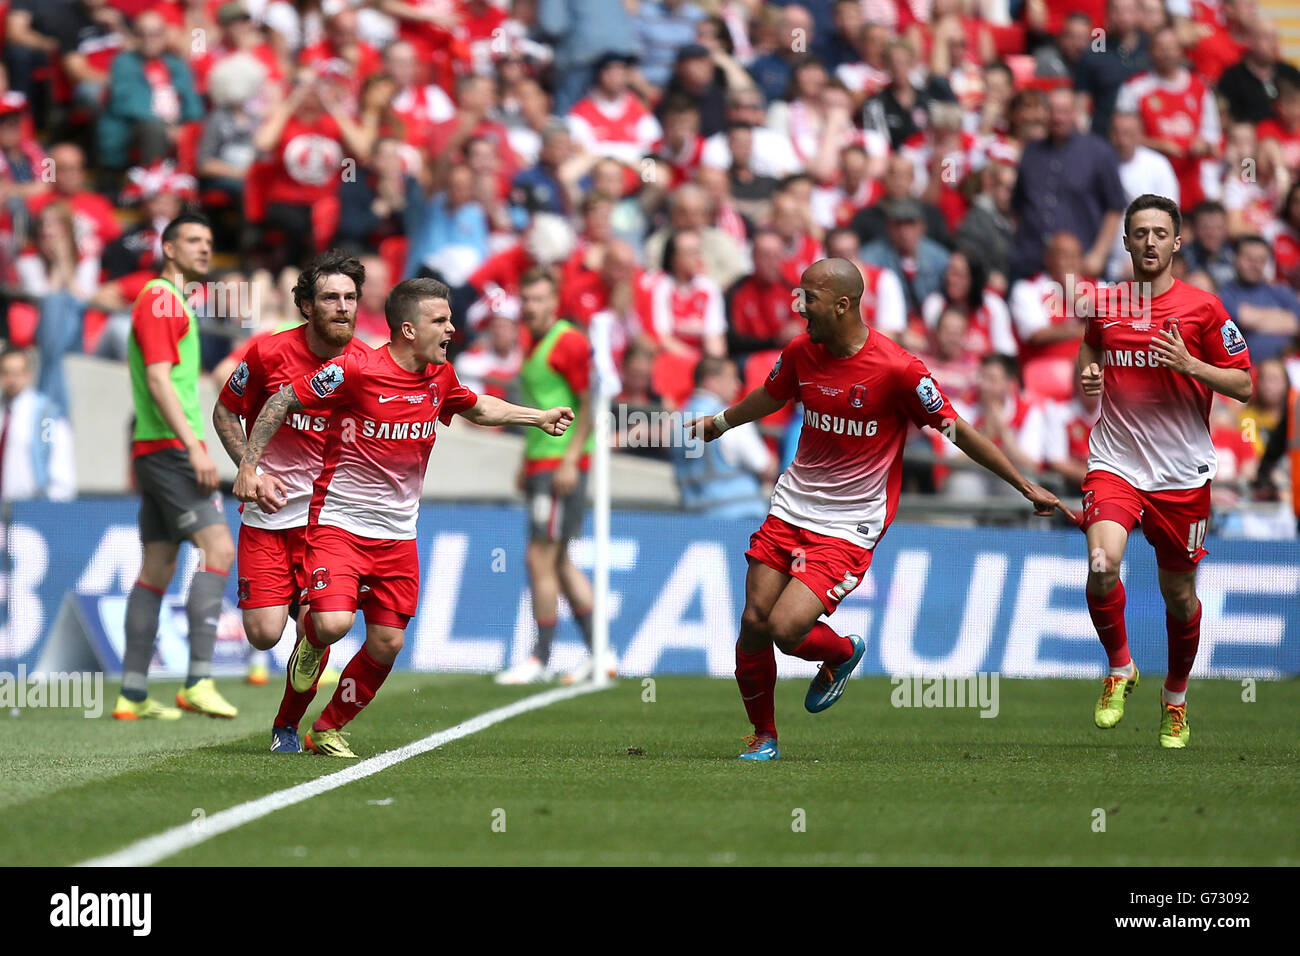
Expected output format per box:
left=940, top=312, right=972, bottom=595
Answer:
left=735, top=644, right=777, bottom=739
left=274, top=643, right=331, bottom=730
left=314, top=646, right=393, bottom=732
left=1164, top=601, right=1202, bottom=694
left=789, top=621, right=853, bottom=666
left=1087, top=580, right=1131, bottom=668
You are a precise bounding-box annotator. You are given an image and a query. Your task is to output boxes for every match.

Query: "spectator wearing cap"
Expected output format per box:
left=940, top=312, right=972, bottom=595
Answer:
left=850, top=154, right=951, bottom=250
left=659, top=42, right=744, bottom=139
left=103, top=161, right=196, bottom=281
left=1072, top=0, right=1150, bottom=138
left=1217, top=14, right=1300, bottom=124
left=191, top=2, right=284, bottom=97
left=537, top=0, right=639, bottom=116
left=0, top=93, right=48, bottom=216
left=566, top=52, right=663, bottom=166
left=1010, top=87, right=1126, bottom=281
left=1217, top=236, right=1300, bottom=362
left=746, top=3, right=814, bottom=106
left=455, top=305, right=523, bottom=402
left=0, top=347, right=76, bottom=502
left=636, top=0, right=706, bottom=91
left=98, top=10, right=204, bottom=172
left=862, top=198, right=951, bottom=326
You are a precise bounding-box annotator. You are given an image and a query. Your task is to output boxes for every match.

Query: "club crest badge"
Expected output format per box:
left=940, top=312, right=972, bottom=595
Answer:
left=228, top=361, right=249, bottom=396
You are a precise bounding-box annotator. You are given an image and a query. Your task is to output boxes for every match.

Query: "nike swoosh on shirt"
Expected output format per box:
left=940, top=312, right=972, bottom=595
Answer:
left=377, top=395, right=402, bottom=403
left=1101, top=321, right=1123, bottom=328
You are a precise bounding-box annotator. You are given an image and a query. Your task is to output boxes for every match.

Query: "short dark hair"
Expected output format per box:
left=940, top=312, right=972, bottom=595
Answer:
left=385, top=277, right=450, bottom=334
left=1191, top=199, right=1227, bottom=221
left=1233, top=234, right=1271, bottom=256
left=160, top=212, right=212, bottom=246
left=693, top=355, right=733, bottom=387
left=519, top=266, right=557, bottom=292
left=293, top=248, right=366, bottom=317
left=1124, top=194, right=1181, bottom=238
left=980, top=352, right=1019, bottom=380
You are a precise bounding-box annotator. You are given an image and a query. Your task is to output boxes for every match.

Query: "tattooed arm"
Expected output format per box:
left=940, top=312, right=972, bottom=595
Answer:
left=212, top=401, right=247, bottom=465
left=232, top=385, right=303, bottom=508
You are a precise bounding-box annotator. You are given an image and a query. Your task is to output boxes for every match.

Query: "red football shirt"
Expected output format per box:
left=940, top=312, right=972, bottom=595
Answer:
left=219, top=325, right=371, bottom=530
left=764, top=330, right=958, bottom=549
left=266, top=114, right=345, bottom=207
left=1084, top=278, right=1252, bottom=490
left=296, top=346, right=478, bottom=539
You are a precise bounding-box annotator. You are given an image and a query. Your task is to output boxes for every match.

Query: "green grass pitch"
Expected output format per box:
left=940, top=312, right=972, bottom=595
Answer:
left=1, top=675, right=1297, bottom=866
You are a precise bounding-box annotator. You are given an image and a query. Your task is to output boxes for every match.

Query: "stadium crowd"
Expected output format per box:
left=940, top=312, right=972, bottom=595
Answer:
left=0, top=0, right=1297, bottom=526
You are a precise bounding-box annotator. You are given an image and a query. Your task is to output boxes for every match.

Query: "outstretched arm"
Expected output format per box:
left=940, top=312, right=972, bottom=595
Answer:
left=950, top=417, right=1076, bottom=522
left=233, top=384, right=302, bottom=504
left=460, top=394, right=574, bottom=433
left=687, top=384, right=786, bottom=442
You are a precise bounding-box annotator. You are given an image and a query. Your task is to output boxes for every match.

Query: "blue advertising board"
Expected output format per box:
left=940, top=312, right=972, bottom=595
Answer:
left=3, top=499, right=1297, bottom=678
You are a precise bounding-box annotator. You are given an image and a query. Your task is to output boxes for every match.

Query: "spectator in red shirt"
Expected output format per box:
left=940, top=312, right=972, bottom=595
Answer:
left=298, top=7, right=380, bottom=103
left=28, top=143, right=121, bottom=261
left=921, top=306, right=982, bottom=405
left=189, top=1, right=284, bottom=97
left=251, top=65, right=376, bottom=270
left=383, top=37, right=455, bottom=152
left=726, top=228, right=798, bottom=360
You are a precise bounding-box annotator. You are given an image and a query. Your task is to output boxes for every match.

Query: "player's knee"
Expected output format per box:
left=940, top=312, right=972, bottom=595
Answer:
left=1160, top=582, right=1198, bottom=620
left=313, top=611, right=353, bottom=644
left=766, top=619, right=804, bottom=654
left=245, top=626, right=280, bottom=651
left=739, top=607, right=770, bottom=643
left=367, top=629, right=404, bottom=663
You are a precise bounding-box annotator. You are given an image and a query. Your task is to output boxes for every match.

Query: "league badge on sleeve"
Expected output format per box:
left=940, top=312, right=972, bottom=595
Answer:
left=916, top=376, right=945, bottom=413
left=228, top=361, right=249, bottom=396
left=1220, top=319, right=1247, bottom=356
left=309, top=363, right=345, bottom=398
left=768, top=356, right=782, bottom=381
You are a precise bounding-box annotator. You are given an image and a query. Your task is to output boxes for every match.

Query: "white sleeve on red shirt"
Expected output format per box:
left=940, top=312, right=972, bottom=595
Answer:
left=1199, top=86, right=1221, bottom=144
left=1009, top=278, right=1050, bottom=340
left=1017, top=400, right=1048, bottom=468
left=983, top=291, right=1019, bottom=355
left=873, top=269, right=907, bottom=334
left=703, top=278, right=726, bottom=337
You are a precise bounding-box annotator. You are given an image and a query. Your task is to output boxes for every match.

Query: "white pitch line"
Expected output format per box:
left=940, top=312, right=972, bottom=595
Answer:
left=76, top=681, right=609, bottom=868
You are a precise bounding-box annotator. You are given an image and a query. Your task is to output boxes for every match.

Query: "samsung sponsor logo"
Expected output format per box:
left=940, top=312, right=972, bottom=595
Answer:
left=802, top=410, right=879, bottom=436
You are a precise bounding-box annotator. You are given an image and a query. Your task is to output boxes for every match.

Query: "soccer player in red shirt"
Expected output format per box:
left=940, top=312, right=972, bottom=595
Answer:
left=1078, top=193, right=1253, bottom=749
left=233, top=278, right=574, bottom=757
left=690, top=258, right=1071, bottom=760
left=212, top=250, right=370, bottom=752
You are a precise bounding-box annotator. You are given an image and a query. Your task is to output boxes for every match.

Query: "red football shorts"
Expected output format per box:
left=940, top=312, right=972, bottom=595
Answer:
left=303, top=524, right=419, bottom=629
left=746, top=514, right=873, bottom=614
left=236, top=524, right=308, bottom=610
left=1079, top=470, right=1211, bottom=573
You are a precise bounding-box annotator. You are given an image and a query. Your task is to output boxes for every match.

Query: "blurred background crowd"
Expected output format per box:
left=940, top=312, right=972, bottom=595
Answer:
left=0, top=0, right=1297, bottom=529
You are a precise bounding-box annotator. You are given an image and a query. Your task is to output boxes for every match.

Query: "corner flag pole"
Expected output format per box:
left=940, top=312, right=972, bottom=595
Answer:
left=590, top=384, right=612, bottom=687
